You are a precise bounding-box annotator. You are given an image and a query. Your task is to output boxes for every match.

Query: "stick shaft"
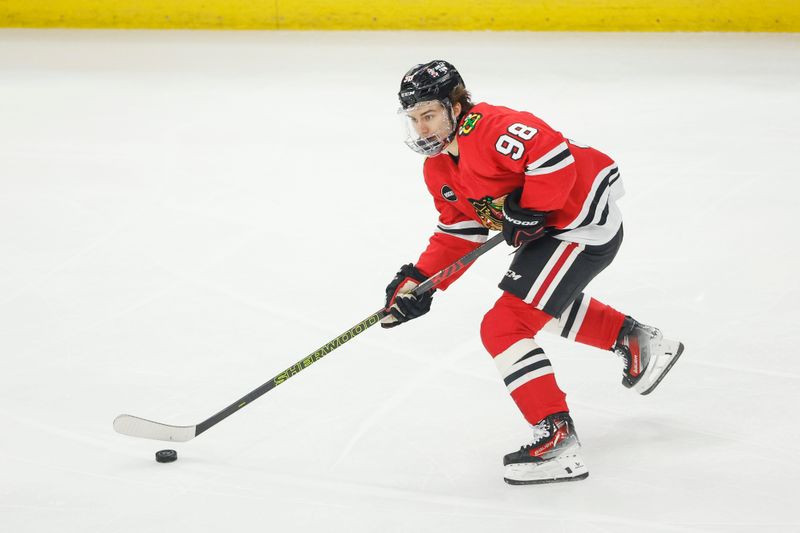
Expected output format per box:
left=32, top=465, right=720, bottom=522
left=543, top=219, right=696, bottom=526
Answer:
left=197, top=233, right=505, bottom=437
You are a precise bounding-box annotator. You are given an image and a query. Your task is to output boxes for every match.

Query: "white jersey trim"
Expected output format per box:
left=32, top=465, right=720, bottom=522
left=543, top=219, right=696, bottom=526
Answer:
left=437, top=220, right=485, bottom=230
left=555, top=201, right=622, bottom=246
left=563, top=163, right=620, bottom=231
left=525, top=142, right=575, bottom=177
left=554, top=162, right=624, bottom=246
left=434, top=220, right=489, bottom=243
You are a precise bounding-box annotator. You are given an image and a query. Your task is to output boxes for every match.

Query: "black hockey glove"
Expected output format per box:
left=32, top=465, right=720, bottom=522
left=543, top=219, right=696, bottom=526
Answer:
left=502, top=188, right=548, bottom=247
left=381, top=263, right=434, bottom=329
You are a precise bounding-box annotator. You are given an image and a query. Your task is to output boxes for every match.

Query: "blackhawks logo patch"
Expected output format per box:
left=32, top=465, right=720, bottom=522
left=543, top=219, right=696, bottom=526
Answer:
left=468, top=195, right=507, bottom=231
left=458, top=113, right=483, bottom=136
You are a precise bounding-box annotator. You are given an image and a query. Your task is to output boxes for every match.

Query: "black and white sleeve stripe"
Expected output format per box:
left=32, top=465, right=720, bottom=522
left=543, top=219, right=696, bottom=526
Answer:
left=563, top=164, right=620, bottom=231
left=435, top=220, right=489, bottom=243
left=525, top=142, right=575, bottom=177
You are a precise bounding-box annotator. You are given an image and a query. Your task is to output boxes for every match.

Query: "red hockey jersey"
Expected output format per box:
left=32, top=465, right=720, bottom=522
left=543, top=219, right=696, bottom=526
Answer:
left=416, top=102, right=624, bottom=289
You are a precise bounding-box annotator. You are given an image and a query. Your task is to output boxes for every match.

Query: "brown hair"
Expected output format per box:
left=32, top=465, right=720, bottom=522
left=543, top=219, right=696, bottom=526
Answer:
left=449, top=84, right=474, bottom=117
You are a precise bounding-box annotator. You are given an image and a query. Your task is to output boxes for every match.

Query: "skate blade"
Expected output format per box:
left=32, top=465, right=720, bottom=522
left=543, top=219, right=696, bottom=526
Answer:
left=503, top=445, right=588, bottom=485
left=640, top=342, right=684, bottom=395
left=504, top=472, right=589, bottom=485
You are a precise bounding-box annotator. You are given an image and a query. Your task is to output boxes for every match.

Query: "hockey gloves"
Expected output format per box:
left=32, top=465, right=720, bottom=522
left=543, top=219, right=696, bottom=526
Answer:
left=502, top=188, right=548, bottom=247
left=381, top=263, right=434, bottom=329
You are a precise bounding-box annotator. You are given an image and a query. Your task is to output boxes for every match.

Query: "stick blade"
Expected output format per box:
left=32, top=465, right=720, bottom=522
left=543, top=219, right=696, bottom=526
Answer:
left=113, top=414, right=196, bottom=442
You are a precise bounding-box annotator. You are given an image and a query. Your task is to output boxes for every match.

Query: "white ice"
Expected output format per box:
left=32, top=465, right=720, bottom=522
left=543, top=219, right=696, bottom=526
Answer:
left=1, top=29, right=799, bottom=532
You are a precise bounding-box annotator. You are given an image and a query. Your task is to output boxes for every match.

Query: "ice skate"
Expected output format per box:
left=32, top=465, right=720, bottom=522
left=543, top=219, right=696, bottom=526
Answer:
left=614, top=316, right=684, bottom=395
left=503, top=412, right=589, bottom=485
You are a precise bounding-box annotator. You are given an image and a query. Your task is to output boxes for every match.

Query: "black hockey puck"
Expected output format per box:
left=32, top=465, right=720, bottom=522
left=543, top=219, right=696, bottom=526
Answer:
left=155, top=449, right=177, bottom=463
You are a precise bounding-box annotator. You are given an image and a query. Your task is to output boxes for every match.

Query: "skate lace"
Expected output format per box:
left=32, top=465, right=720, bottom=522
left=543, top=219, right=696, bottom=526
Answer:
left=520, top=421, right=552, bottom=451
left=615, top=325, right=661, bottom=376
left=613, top=338, right=632, bottom=371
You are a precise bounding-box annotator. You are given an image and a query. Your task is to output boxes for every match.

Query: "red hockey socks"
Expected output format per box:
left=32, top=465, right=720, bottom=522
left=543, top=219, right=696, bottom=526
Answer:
left=544, top=293, right=626, bottom=350
left=481, top=293, right=569, bottom=425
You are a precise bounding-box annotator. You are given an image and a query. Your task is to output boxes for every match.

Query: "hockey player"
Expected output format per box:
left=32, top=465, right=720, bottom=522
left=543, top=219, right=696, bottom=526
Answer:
left=382, top=60, right=684, bottom=485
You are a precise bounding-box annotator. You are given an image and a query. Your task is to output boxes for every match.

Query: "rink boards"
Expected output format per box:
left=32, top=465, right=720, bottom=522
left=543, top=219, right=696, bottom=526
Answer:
left=1, top=1, right=798, bottom=31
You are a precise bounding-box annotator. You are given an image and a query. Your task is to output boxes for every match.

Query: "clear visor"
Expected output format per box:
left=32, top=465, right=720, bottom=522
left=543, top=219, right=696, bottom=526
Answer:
left=398, top=100, right=456, bottom=157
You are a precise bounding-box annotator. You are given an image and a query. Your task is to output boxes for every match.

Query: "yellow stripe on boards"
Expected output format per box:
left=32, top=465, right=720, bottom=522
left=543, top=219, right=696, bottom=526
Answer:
left=277, top=1, right=800, bottom=31
left=0, top=1, right=798, bottom=31
left=0, top=1, right=278, bottom=29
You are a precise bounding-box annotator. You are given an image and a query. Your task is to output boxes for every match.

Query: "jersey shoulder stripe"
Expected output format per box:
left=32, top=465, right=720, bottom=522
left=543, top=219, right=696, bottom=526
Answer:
left=525, top=141, right=575, bottom=176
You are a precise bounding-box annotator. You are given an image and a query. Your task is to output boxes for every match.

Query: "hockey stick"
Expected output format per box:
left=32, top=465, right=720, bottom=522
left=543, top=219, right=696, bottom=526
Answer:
left=113, top=232, right=505, bottom=442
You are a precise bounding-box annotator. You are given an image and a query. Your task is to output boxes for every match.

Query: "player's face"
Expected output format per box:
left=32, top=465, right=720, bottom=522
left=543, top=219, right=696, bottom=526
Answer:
left=405, top=101, right=451, bottom=139
left=399, top=100, right=461, bottom=156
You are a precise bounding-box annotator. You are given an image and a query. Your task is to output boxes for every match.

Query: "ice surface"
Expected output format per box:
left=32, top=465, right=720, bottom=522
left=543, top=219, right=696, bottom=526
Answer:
left=1, top=29, right=799, bottom=532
